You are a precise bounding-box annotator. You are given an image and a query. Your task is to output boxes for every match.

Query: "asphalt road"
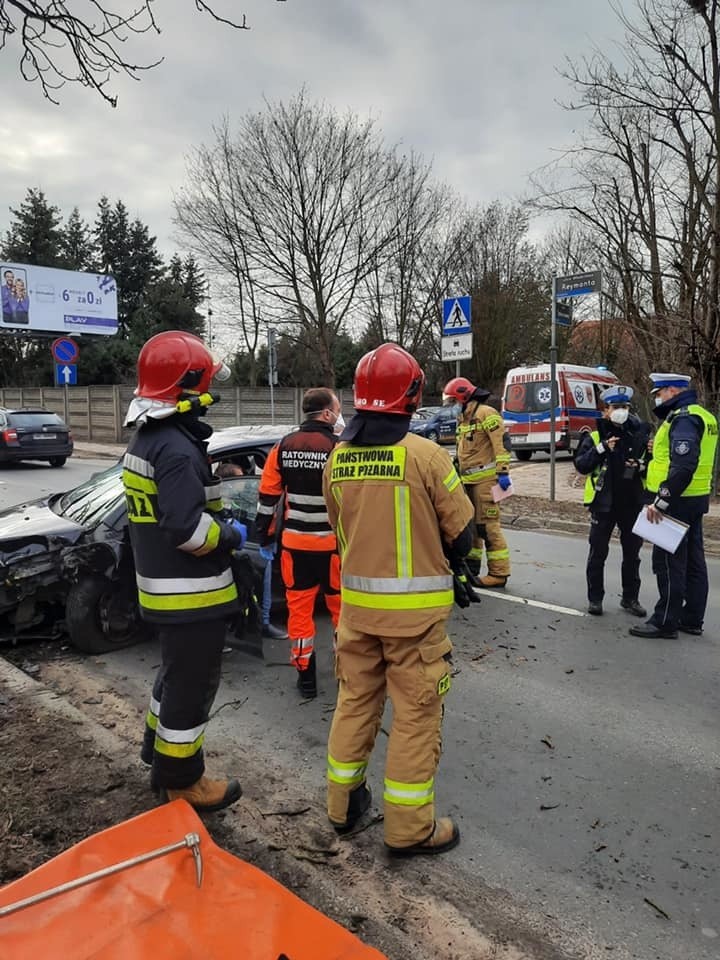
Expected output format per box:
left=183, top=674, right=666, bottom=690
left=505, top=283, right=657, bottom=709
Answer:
left=40, top=528, right=718, bottom=960
left=0, top=457, right=110, bottom=508
left=3, top=459, right=717, bottom=958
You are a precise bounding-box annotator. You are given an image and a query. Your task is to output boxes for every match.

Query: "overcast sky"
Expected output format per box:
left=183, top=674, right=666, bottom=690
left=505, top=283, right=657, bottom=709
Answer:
left=0, top=0, right=626, bottom=260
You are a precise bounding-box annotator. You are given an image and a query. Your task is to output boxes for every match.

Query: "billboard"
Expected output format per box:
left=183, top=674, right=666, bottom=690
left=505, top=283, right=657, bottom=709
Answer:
left=0, top=262, right=118, bottom=336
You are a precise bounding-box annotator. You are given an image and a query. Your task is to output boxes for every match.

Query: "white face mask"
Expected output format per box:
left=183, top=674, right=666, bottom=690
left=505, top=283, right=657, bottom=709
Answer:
left=609, top=407, right=629, bottom=425
left=654, top=395, right=664, bottom=407
left=332, top=412, right=346, bottom=436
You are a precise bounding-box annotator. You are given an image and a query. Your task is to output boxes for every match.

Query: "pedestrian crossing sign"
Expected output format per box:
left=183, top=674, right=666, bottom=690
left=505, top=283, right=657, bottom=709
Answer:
left=442, top=296, right=471, bottom=335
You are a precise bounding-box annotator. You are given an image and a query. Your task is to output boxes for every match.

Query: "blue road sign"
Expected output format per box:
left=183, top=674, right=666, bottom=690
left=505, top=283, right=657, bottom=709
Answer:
left=442, top=296, right=472, bottom=335
left=555, top=301, right=572, bottom=327
left=51, top=337, right=79, bottom=364
left=55, top=363, right=77, bottom=386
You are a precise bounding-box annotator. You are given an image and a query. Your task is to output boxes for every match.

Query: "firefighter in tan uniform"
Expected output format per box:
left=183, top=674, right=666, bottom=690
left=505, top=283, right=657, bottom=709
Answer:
left=322, top=343, right=475, bottom=857
left=442, top=377, right=512, bottom=587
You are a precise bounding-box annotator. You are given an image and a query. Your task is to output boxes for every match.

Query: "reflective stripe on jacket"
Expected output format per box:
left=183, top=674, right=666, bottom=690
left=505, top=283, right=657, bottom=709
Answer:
left=257, top=421, right=337, bottom=552
left=456, top=401, right=511, bottom=485
left=323, top=433, right=474, bottom=636
left=122, top=418, right=238, bottom=623
left=582, top=430, right=604, bottom=505
left=646, top=404, right=718, bottom=496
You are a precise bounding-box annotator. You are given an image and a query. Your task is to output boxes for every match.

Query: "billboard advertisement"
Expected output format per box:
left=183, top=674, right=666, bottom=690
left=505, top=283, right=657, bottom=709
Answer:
left=0, top=262, right=118, bottom=336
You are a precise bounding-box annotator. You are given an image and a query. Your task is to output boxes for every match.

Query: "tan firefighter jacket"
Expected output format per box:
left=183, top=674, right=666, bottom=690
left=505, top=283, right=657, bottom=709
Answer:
left=455, top=400, right=511, bottom=485
left=322, top=432, right=474, bottom=636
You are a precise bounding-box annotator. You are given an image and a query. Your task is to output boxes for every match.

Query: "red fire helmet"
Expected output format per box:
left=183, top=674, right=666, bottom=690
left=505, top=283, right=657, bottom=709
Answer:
left=136, top=330, right=228, bottom=402
left=442, top=376, right=476, bottom=405
left=353, top=343, right=425, bottom=416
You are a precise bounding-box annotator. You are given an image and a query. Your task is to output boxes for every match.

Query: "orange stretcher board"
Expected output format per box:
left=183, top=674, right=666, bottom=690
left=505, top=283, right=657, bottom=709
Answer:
left=0, top=800, right=387, bottom=960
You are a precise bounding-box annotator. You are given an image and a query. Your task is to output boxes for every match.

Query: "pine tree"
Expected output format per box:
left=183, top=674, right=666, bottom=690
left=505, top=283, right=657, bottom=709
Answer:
left=60, top=208, right=96, bottom=270
left=2, top=188, right=64, bottom=266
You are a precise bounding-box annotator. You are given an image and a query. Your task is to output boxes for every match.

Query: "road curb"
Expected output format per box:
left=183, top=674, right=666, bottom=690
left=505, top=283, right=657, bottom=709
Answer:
left=0, top=657, right=129, bottom=759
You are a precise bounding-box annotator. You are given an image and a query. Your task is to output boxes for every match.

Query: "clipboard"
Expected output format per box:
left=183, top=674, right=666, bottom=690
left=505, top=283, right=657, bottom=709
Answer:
left=632, top=506, right=689, bottom=554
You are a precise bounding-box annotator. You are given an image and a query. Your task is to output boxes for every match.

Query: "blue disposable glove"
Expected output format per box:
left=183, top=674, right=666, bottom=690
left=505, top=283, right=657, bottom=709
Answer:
left=226, top=519, right=247, bottom=548
left=259, top=543, right=276, bottom=563
left=497, top=474, right=512, bottom=492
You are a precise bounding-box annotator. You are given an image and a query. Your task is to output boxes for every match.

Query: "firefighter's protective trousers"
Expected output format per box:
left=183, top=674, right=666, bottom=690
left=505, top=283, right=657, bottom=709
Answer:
left=141, top=618, right=226, bottom=789
left=466, top=480, right=510, bottom=577
left=281, top=548, right=341, bottom=669
left=328, top=621, right=452, bottom=847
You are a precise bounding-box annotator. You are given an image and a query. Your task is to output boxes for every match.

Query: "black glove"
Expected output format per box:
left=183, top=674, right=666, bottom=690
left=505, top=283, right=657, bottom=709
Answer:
left=452, top=560, right=481, bottom=608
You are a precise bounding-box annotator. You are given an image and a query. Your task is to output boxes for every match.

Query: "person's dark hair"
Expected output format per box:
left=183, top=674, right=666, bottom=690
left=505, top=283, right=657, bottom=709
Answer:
left=302, top=387, right=335, bottom=416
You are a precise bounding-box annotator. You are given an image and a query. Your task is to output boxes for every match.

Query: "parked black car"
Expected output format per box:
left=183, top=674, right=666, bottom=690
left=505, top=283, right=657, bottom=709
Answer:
left=0, top=426, right=291, bottom=654
left=408, top=405, right=456, bottom=444
left=0, top=407, right=74, bottom=467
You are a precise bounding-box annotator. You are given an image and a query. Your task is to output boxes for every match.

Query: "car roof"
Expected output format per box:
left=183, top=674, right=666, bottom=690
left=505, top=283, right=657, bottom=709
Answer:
left=207, top=424, right=296, bottom=456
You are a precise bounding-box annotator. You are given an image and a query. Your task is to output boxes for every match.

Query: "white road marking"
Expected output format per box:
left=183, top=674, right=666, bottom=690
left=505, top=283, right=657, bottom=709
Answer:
left=478, top=589, right=585, bottom=617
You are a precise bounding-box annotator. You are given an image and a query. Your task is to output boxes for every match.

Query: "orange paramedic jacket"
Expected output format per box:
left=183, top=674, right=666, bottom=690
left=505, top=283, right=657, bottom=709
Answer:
left=257, top=420, right=338, bottom=552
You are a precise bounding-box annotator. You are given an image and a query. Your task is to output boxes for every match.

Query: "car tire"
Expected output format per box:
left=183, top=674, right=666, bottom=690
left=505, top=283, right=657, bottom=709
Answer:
left=427, top=430, right=440, bottom=444
left=49, top=457, right=67, bottom=468
left=66, top=574, right=151, bottom=654
left=515, top=450, right=532, bottom=461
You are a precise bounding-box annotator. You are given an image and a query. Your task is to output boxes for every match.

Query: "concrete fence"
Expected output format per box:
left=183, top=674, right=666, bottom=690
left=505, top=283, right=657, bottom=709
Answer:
left=0, top=386, right=361, bottom=443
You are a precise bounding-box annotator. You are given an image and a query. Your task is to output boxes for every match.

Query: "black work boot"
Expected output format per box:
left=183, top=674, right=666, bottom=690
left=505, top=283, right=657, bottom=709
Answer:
left=296, top=653, right=317, bottom=699
left=620, top=598, right=646, bottom=618
left=332, top=783, right=372, bottom=834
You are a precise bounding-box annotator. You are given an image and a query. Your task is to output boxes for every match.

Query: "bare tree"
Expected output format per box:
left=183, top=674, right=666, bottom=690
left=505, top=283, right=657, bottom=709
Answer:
left=0, top=1, right=251, bottom=106
left=360, top=153, right=460, bottom=357
left=179, top=93, right=401, bottom=385
left=453, top=202, right=548, bottom=391
left=532, top=0, right=720, bottom=407
left=175, top=119, right=265, bottom=384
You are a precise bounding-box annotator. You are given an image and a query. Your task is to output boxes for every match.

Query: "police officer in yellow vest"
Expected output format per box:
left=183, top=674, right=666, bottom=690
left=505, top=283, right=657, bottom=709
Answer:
left=574, top=385, right=651, bottom=616
left=323, top=344, right=474, bottom=856
left=442, top=377, right=512, bottom=587
left=629, top=373, right=718, bottom=639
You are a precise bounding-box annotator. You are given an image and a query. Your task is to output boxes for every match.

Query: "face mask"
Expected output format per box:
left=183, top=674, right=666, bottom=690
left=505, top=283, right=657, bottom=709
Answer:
left=609, top=408, right=629, bottom=425
left=332, top=412, right=346, bottom=436
left=654, top=395, right=664, bottom=407
left=451, top=403, right=462, bottom=418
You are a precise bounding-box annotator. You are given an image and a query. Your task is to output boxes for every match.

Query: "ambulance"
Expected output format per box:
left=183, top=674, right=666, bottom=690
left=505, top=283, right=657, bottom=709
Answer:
left=502, top=363, right=619, bottom=460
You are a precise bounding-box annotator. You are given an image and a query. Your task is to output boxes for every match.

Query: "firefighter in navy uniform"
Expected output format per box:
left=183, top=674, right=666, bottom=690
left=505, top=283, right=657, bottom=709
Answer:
left=442, top=377, right=512, bottom=587
left=323, top=344, right=475, bottom=857
left=256, top=388, right=343, bottom=699
left=574, top=385, right=651, bottom=617
left=630, top=372, right=718, bottom=639
left=123, top=330, right=246, bottom=812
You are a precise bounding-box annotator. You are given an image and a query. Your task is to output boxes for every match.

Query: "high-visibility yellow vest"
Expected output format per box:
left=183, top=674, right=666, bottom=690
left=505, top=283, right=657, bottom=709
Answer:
left=582, top=430, right=604, bottom=505
left=646, top=404, right=718, bottom=497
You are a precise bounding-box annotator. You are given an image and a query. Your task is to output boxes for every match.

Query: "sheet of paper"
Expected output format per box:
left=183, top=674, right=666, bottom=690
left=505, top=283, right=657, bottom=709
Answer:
left=491, top=481, right=514, bottom=503
left=632, top=506, right=689, bottom=554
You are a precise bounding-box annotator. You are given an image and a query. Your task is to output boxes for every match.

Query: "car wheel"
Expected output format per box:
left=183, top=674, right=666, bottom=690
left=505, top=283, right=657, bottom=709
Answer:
left=66, top=575, right=151, bottom=654
left=427, top=429, right=440, bottom=443
left=49, top=457, right=67, bottom=468
left=515, top=450, right=532, bottom=461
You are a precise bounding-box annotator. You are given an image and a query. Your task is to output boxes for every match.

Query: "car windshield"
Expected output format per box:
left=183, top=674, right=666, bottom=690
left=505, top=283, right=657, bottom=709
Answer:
left=10, top=411, right=66, bottom=428
left=54, top=463, right=125, bottom=528
left=411, top=411, right=430, bottom=421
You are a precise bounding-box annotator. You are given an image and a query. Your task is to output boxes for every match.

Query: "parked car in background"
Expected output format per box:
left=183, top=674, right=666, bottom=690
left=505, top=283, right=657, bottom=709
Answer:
left=0, top=407, right=73, bottom=467
left=502, top=364, right=619, bottom=460
left=0, top=426, right=291, bottom=654
left=408, top=405, right=456, bottom=444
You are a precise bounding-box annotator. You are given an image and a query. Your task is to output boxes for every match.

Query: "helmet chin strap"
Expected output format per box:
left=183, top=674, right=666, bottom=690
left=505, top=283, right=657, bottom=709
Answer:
left=175, top=392, right=220, bottom=416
